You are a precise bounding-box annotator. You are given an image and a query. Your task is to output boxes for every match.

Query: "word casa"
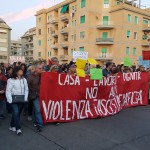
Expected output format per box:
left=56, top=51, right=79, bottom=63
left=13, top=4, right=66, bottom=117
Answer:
left=58, top=74, right=80, bottom=86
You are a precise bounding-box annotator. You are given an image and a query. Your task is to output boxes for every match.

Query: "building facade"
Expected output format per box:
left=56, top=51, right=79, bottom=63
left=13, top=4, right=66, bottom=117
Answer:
left=36, top=0, right=150, bottom=66
left=11, top=40, right=22, bottom=56
left=21, top=27, right=36, bottom=64
left=0, top=18, right=11, bottom=63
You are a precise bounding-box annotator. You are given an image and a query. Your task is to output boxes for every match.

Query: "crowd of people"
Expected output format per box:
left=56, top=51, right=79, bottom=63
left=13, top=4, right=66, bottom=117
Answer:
left=0, top=57, right=149, bottom=135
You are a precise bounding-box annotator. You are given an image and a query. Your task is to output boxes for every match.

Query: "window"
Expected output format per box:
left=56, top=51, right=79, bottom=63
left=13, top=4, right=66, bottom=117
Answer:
left=48, top=15, right=52, bottom=21
left=103, top=16, right=109, bottom=25
left=133, top=48, right=136, bottom=56
left=126, top=47, right=130, bottom=55
left=128, top=14, right=131, bottom=22
left=80, top=15, right=85, bottom=24
left=143, top=35, right=148, bottom=40
left=127, top=30, right=131, bottom=38
left=38, top=40, right=41, bottom=46
left=0, top=55, right=7, bottom=59
left=72, top=20, right=76, bottom=27
left=134, top=32, right=137, bottom=40
left=38, top=17, right=41, bottom=23
left=79, top=47, right=84, bottom=51
left=134, top=16, right=138, bottom=24
left=143, top=19, right=149, bottom=25
left=38, top=29, right=41, bottom=35
left=102, top=32, right=108, bottom=38
left=72, top=34, right=76, bottom=41
left=81, top=0, right=86, bottom=8
left=38, top=52, right=41, bottom=57
left=104, top=0, right=109, bottom=8
left=80, top=31, right=85, bottom=39
left=72, top=6, right=75, bottom=11
left=102, top=48, right=107, bottom=57
left=48, top=51, right=51, bottom=57
left=48, top=28, right=49, bottom=34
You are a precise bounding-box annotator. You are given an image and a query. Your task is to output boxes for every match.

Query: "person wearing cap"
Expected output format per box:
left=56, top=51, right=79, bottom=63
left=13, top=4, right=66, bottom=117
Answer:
left=45, top=57, right=59, bottom=71
left=102, top=62, right=113, bottom=77
left=49, top=65, right=59, bottom=72
left=68, top=63, right=76, bottom=75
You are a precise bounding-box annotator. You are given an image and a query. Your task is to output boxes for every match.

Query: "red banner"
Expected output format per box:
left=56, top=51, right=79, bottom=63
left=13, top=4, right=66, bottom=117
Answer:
left=40, top=72, right=149, bottom=124
left=142, top=51, right=150, bottom=60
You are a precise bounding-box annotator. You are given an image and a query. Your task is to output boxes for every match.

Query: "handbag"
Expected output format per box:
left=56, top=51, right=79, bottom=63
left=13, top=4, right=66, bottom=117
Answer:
left=12, top=95, right=25, bottom=103
left=12, top=78, right=26, bottom=103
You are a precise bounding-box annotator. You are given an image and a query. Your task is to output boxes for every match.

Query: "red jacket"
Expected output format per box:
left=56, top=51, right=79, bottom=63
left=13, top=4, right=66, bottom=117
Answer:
left=0, top=74, right=7, bottom=100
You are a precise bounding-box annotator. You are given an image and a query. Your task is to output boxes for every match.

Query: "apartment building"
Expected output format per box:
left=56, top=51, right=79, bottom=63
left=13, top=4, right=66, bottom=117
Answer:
left=0, top=18, right=11, bottom=63
left=21, top=27, right=36, bottom=63
left=11, top=40, right=22, bottom=56
left=36, top=0, right=150, bottom=66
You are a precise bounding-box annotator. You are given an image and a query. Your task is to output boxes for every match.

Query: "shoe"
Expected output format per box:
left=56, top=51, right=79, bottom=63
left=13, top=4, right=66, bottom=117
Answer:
left=16, top=129, right=22, bottom=135
left=56, top=123, right=60, bottom=126
left=37, top=126, right=42, bottom=132
left=9, top=127, right=16, bottom=132
left=27, top=116, right=32, bottom=121
left=0, top=115, right=6, bottom=119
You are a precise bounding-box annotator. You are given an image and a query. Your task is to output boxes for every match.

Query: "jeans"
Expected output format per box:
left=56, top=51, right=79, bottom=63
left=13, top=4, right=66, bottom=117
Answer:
left=0, top=100, right=5, bottom=115
left=33, top=98, right=43, bottom=128
left=10, top=103, right=24, bottom=130
left=28, top=100, right=33, bottom=116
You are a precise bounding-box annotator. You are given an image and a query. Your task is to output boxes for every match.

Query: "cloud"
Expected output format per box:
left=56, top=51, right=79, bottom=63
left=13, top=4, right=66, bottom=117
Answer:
left=0, top=0, right=57, bottom=24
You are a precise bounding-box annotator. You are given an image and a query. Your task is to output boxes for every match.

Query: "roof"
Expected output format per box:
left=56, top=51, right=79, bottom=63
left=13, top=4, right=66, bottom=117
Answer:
left=0, top=17, right=11, bottom=30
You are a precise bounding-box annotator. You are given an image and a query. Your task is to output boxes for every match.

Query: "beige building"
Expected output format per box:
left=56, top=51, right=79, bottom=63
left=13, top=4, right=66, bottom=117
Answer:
left=11, top=40, right=22, bottom=56
left=21, top=27, right=36, bottom=63
left=36, top=0, right=150, bottom=66
left=0, top=18, right=11, bottom=63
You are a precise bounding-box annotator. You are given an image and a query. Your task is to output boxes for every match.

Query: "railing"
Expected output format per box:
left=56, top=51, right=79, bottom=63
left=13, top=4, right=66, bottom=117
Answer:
left=96, top=38, right=114, bottom=43
left=95, top=53, right=113, bottom=60
left=48, top=17, right=58, bottom=24
left=60, top=41, right=69, bottom=48
left=60, top=13, right=69, bottom=21
left=97, top=21, right=115, bottom=28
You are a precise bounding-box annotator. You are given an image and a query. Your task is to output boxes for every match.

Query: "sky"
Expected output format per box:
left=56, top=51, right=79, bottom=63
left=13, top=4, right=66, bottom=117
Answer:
left=0, top=0, right=149, bottom=40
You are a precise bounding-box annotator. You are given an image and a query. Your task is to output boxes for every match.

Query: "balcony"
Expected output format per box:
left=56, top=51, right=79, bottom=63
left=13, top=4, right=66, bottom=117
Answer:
left=142, top=24, right=150, bottom=32
left=95, top=53, right=113, bottom=61
left=49, top=17, right=58, bottom=24
left=59, top=55, right=70, bottom=61
left=60, top=13, right=69, bottom=21
left=97, top=21, right=115, bottom=29
left=51, top=30, right=58, bottom=37
left=96, top=38, right=114, bottom=45
left=141, top=41, right=150, bottom=47
left=51, top=43, right=58, bottom=49
left=60, top=41, right=69, bottom=48
left=60, top=27, right=69, bottom=35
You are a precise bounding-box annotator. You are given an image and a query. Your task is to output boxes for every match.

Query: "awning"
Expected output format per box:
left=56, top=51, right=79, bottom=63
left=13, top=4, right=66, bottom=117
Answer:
left=60, top=4, right=69, bottom=13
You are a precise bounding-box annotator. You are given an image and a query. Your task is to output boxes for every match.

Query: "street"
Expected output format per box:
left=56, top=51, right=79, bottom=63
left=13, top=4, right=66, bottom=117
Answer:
left=1, top=105, right=150, bottom=150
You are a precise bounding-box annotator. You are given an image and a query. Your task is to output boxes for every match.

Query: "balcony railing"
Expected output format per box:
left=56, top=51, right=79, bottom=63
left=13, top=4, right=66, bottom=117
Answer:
left=48, top=17, right=58, bottom=24
left=141, top=41, right=150, bottom=47
left=60, top=41, right=69, bottom=48
left=60, top=13, right=69, bottom=21
left=96, top=38, right=114, bottom=45
left=51, top=30, right=58, bottom=37
left=95, top=53, right=113, bottom=61
left=60, top=27, right=69, bottom=34
left=142, top=24, right=150, bottom=32
left=51, top=43, right=58, bottom=49
left=59, top=55, right=70, bottom=61
left=97, top=21, right=115, bottom=29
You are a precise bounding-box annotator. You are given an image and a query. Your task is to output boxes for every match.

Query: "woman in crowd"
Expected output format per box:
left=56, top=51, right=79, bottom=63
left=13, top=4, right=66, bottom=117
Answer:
left=0, top=68, right=7, bottom=119
left=6, top=66, right=28, bottom=135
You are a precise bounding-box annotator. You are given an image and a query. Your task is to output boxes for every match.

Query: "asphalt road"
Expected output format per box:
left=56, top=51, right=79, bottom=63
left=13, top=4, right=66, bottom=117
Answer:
left=1, top=105, right=150, bottom=150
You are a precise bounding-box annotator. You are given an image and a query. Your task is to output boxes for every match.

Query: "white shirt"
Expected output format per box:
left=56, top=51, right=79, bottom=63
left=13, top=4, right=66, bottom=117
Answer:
left=6, top=78, right=29, bottom=103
